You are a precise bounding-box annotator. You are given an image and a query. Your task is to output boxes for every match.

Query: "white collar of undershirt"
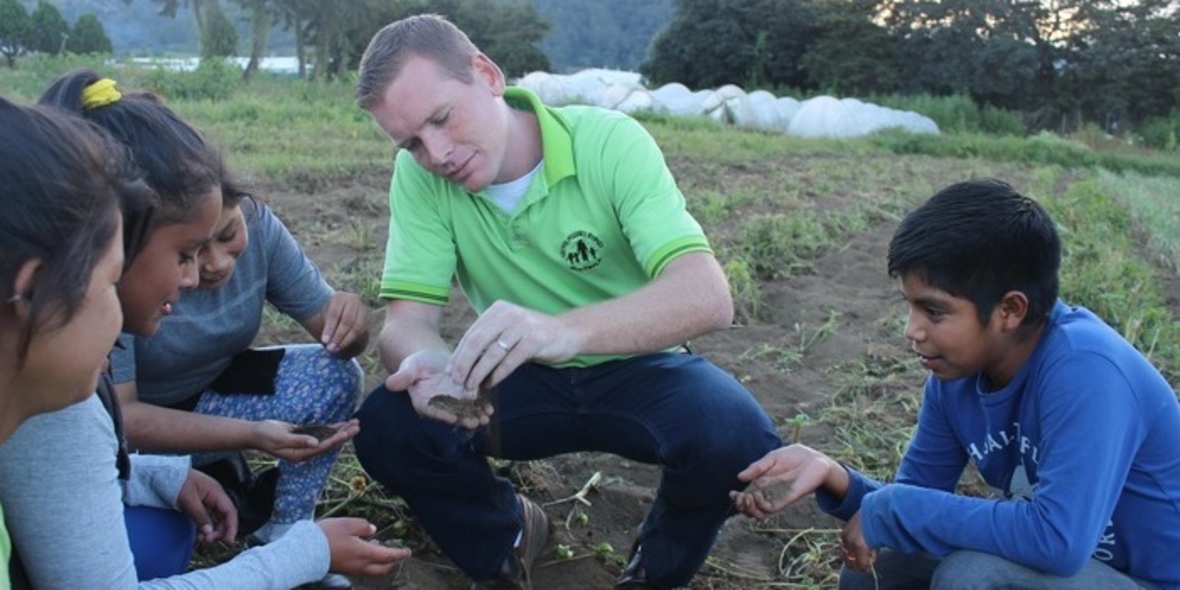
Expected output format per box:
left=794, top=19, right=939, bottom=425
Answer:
left=485, top=159, right=544, bottom=214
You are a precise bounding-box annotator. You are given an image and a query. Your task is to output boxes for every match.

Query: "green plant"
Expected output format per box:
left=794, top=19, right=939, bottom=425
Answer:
left=870, top=92, right=1024, bottom=136
left=736, top=213, right=827, bottom=279
left=594, top=542, right=625, bottom=566
left=573, top=511, right=589, bottom=526
left=785, top=412, right=811, bottom=443
left=138, top=59, right=242, bottom=102
left=721, top=256, right=763, bottom=324
left=1137, top=115, right=1180, bottom=152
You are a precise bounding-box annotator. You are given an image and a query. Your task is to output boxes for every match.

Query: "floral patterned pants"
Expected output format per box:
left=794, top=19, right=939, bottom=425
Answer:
left=192, top=344, right=361, bottom=523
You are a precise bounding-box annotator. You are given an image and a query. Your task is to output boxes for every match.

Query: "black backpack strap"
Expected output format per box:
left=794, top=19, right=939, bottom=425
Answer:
left=95, top=369, right=131, bottom=481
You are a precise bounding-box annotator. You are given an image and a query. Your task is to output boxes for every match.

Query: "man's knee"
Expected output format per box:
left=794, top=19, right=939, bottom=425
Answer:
left=354, top=386, right=471, bottom=478
left=353, top=386, right=412, bottom=471
left=695, top=387, right=781, bottom=467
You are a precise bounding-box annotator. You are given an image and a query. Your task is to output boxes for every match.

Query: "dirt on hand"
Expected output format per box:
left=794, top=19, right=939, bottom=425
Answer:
left=741, top=479, right=796, bottom=506
left=291, top=423, right=341, bottom=441
left=427, top=393, right=492, bottom=421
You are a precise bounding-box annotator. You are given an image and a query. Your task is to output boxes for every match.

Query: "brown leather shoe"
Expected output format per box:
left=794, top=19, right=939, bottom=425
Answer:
left=470, top=494, right=550, bottom=590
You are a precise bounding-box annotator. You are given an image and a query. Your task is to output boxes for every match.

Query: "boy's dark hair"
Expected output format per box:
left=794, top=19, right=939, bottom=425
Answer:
left=39, top=69, right=223, bottom=233
left=0, top=98, right=149, bottom=364
left=888, top=179, right=1060, bottom=326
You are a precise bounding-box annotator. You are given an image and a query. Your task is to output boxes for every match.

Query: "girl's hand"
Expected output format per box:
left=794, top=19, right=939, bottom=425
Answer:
left=254, top=419, right=359, bottom=462
left=176, top=469, right=238, bottom=544
left=320, top=292, right=370, bottom=357
left=318, top=517, right=411, bottom=577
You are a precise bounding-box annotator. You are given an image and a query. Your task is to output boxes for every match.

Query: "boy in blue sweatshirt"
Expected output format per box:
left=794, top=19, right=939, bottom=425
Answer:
left=732, top=179, right=1180, bottom=589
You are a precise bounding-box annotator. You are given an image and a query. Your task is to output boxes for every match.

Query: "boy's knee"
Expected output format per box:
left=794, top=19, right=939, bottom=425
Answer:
left=931, top=551, right=1008, bottom=590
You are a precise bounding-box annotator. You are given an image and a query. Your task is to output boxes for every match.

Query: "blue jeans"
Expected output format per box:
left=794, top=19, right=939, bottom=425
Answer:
left=354, top=353, right=782, bottom=588
left=124, top=505, right=196, bottom=581
left=839, top=549, right=1158, bottom=590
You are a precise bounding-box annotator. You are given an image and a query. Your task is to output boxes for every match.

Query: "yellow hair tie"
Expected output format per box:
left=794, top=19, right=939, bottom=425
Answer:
left=81, top=78, right=122, bottom=110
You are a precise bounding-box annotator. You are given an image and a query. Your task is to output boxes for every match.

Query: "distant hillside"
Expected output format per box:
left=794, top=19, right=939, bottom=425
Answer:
left=22, top=0, right=670, bottom=69
left=532, top=0, right=672, bottom=73
left=20, top=0, right=292, bottom=55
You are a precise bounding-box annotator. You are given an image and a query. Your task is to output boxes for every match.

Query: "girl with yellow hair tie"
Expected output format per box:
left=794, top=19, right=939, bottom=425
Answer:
left=0, top=71, right=409, bottom=589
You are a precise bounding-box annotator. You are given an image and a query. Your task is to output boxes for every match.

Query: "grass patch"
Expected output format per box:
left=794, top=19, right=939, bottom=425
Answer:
left=871, top=130, right=1180, bottom=178
left=821, top=354, right=924, bottom=481
left=1097, top=170, right=1180, bottom=275
left=1045, top=178, right=1180, bottom=384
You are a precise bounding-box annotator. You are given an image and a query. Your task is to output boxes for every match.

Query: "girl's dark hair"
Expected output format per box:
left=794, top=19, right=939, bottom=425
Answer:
left=888, top=179, right=1061, bottom=326
left=39, top=69, right=223, bottom=230
left=220, top=175, right=250, bottom=209
left=0, top=97, right=149, bottom=363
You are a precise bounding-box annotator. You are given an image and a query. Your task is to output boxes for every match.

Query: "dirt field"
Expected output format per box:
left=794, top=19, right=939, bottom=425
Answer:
left=247, top=156, right=1175, bottom=589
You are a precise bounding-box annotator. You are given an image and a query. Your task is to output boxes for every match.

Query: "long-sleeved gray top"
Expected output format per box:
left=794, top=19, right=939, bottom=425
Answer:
left=0, top=394, right=330, bottom=589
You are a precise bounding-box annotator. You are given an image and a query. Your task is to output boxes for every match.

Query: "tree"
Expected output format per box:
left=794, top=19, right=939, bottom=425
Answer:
left=236, top=0, right=269, bottom=81
left=30, top=0, right=69, bottom=55
left=800, top=0, right=900, bottom=95
left=642, top=0, right=822, bottom=91
left=534, top=0, right=673, bottom=72
left=872, top=0, right=1180, bottom=127
left=0, top=0, right=31, bottom=67
left=643, top=5, right=749, bottom=89
left=1065, top=0, right=1180, bottom=128
left=67, top=13, right=113, bottom=55
left=862, top=0, right=1058, bottom=116
left=273, top=0, right=365, bottom=80
left=273, top=0, right=319, bottom=78
left=201, top=0, right=238, bottom=58
left=452, top=0, right=550, bottom=77
left=310, top=0, right=550, bottom=82
left=152, top=0, right=210, bottom=40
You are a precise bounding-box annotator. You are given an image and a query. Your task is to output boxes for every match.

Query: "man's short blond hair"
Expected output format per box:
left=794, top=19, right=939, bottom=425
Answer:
left=356, top=14, right=480, bottom=110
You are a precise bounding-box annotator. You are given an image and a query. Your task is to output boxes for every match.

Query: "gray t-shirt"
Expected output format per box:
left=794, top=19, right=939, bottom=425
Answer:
left=0, top=395, right=330, bottom=588
left=112, top=199, right=332, bottom=405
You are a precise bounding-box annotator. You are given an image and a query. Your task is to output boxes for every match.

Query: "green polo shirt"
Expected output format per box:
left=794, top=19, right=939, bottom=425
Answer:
left=1, top=503, right=10, bottom=590
left=380, top=87, right=711, bottom=367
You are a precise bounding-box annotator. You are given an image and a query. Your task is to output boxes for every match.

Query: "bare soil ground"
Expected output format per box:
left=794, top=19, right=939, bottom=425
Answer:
left=245, top=157, right=1177, bottom=589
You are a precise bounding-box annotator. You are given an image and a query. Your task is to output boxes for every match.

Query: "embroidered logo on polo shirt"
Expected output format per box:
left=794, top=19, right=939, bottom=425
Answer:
left=560, top=230, right=603, bottom=271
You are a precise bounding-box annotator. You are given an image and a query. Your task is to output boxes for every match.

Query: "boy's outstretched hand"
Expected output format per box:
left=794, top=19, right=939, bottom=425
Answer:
left=730, top=443, right=848, bottom=519
left=840, top=511, right=878, bottom=572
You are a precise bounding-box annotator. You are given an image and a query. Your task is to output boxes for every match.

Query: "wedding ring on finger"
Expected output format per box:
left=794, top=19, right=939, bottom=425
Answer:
left=495, top=338, right=512, bottom=351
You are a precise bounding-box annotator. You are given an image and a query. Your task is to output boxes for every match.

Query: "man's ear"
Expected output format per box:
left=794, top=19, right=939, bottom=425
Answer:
left=996, top=290, right=1030, bottom=331
left=471, top=52, right=505, bottom=96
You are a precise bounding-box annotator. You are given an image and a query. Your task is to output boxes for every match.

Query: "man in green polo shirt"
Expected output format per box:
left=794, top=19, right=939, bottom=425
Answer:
left=352, top=14, right=782, bottom=590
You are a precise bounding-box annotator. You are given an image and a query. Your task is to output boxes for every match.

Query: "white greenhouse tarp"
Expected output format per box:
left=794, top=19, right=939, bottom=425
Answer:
left=516, top=69, right=939, bottom=138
